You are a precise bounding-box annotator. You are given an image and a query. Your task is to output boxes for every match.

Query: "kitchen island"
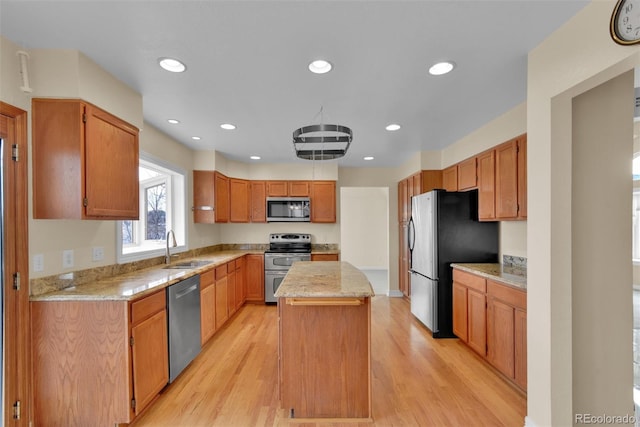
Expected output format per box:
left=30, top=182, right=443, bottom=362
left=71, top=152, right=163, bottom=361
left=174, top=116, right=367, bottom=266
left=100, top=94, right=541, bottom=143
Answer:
left=275, top=261, right=374, bottom=421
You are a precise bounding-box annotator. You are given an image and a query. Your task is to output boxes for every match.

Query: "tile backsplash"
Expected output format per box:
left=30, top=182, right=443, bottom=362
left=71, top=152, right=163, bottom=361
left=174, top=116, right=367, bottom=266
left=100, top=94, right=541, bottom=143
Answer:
left=503, top=255, right=527, bottom=269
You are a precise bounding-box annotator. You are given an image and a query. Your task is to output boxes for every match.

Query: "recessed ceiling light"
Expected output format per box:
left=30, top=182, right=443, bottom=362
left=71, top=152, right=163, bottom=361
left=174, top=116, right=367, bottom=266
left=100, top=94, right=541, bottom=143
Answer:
left=167, top=119, right=180, bottom=124
left=429, top=61, right=455, bottom=76
left=158, top=57, right=186, bottom=73
left=308, top=59, right=332, bottom=74
left=250, top=155, right=261, bottom=160
left=191, top=136, right=201, bottom=141
left=364, top=156, right=375, bottom=161
left=385, top=124, right=401, bottom=131
left=220, top=123, right=236, bottom=130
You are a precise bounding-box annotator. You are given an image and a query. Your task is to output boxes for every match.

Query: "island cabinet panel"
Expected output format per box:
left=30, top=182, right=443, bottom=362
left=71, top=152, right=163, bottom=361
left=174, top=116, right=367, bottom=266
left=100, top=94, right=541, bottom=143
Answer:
left=245, top=254, right=265, bottom=303
left=193, top=170, right=216, bottom=223
left=279, top=298, right=371, bottom=419
left=310, top=181, right=336, bottom=223
left=32, top=98, right=139, bottom=220
left=229, top=178, right=250, bottom=223
left=32, top=300, right=133, bottom=426
left=250, top=181, right=267, bottom=222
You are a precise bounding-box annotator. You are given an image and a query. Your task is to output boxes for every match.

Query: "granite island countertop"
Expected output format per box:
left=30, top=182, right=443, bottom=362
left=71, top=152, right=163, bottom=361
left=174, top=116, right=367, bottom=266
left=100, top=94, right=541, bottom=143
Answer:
left=30, top=250, right=264, bottom=302
left=451, top=263, right=527, bottom=290
left=274, top=261, right=375, bottom=298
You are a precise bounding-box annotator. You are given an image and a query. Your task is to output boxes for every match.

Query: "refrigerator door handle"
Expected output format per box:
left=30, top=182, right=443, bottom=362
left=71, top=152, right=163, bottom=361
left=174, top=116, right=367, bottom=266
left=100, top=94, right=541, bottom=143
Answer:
left=408, top=217, right=415, bottom=252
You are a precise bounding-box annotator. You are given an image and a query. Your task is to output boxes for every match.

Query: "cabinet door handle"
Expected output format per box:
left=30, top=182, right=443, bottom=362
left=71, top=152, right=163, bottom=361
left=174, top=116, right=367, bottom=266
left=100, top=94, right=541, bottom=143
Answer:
left=192, top=206, right=214, bottom=211
left=285, top=297, right=365, bottom=306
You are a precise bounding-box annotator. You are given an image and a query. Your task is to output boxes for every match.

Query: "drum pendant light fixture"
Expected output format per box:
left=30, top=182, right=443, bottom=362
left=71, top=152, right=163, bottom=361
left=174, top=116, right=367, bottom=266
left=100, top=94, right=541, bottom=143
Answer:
left=293, top=107, right=352, bottom=160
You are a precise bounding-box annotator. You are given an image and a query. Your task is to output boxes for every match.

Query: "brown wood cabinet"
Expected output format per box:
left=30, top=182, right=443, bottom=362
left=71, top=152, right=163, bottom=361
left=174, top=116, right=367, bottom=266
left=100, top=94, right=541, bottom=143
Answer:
left=227, top=260, right=237, bottom=317
left=193, top=171, right=216, bottom=223
left=130, top=291, right=169, bottom=415
left=250, top=181, right=267, bottom=222
left=214, top=172, right=230, bottom=223
left=477, top=149, right=496, bottom=221
left=266, top=181, right=289, bottom=196
left=289, top=181, right=310, bottom=196
left=452, top=269, right=487, bottom=356
left=235, top=256, right=246, bottom=309
left=245, top=254, right=265, bottom=303
left=229, top=178, right=250, bottom=222
left=311, top=253, right=339, bottom=261
left=486, top=279, right=527, bottom=390
left=457, top=157, right=477, bottom=190
left=215, top=265, right=229, bottom=328
left=32, top=98, right=139, bottom=220
left=443, top=165, right=458, bottom=191
left=200, top=268, right=216, bottom=345
left=310, top=180, right=336, bottom=223
left=31, top=289, right=169, bottom=426
left=452, top=268, right=527, bottom=392
left=495, top=134, right=527, bottom=220
left=399, top=223, right=410, bottom=297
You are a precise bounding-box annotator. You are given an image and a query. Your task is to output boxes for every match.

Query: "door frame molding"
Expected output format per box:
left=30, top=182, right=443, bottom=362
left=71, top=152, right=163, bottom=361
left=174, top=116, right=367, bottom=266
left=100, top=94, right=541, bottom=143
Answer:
left=1, top=101, right=30, bottom=426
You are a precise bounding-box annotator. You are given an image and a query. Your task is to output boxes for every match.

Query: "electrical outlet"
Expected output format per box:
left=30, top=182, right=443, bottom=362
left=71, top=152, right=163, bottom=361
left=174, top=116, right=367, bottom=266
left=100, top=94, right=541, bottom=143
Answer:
left=62, top=249, right=74, bottom=269
left=92, top=246, right=104, bottom=262
left=33, top=254, right=44, bottom=272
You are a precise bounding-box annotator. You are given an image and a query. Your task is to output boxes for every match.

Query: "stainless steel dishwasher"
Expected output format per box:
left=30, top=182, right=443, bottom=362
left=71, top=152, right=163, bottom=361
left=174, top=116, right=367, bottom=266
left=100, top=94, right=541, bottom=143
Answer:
left=167, top=274, right=201, bottom=383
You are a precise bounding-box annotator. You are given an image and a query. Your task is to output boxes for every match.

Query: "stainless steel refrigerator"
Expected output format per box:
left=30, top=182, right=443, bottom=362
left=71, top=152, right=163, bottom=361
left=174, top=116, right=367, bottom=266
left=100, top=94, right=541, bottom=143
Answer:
left=408, top=189, right=498, bottom=338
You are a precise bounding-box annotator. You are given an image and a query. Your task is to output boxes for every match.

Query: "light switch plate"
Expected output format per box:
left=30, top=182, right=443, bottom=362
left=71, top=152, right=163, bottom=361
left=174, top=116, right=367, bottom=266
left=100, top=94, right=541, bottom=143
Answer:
left=33, top=254, right=44, bottom=272
left=62, top=249, right=74, bottom=269
left=92, top=246, right=104, bottom=262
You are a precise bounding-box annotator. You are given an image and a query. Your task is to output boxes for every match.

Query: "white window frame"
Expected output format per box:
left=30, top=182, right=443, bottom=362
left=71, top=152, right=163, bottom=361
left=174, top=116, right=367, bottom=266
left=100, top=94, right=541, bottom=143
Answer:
left=117, top=152, right=187, bottom=263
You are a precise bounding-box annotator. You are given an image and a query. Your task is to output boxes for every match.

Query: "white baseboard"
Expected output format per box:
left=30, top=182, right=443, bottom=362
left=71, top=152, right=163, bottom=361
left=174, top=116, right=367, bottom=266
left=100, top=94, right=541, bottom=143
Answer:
left=387, top=290, right=404, bottom=297
left=523, top=416, right=536, bottom=427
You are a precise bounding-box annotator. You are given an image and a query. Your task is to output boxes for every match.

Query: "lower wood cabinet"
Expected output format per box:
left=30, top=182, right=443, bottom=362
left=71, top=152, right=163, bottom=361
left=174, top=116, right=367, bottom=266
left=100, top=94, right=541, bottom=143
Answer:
left=452, top=268, right=527, bottom=391
left=227, top=260, right=237, bottom=316
left=200, top=268, right=217, bottom=345
left=215, top=265, right=229, bottom=329
left=31, top=289, right=169, bottom=426
left=245, top=254, right=265, bottom=303
left=311, top=253, right=339, bottom=261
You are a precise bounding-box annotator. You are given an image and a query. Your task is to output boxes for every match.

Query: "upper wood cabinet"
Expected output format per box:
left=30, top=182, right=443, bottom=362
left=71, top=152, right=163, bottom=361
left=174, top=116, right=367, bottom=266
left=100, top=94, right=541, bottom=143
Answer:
left=193, top=171, right=215, bottom=223
left=477, top=149, right=496, bottom=221
left=494, top=134, right=527, bottom=220
left=32, top=98, right=139, bottom=220
left=442, top=165, right=458, bottom=191
left=266, top=180, right=310, bottom=197
left=310, top=181, right=336, bottom=223
left=250, top=181, right=267, bottom=223
left=457, top=157, right=477, bottom=190
left=517, top=136, right=527, bottom=219
left=214, top=172, right=230, bottom=223
left=229, top=178, right=250, bottom=223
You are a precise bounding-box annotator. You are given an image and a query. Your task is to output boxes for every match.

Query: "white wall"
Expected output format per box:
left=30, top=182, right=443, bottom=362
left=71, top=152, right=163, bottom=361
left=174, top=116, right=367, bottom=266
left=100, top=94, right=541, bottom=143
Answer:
left=340, top=187, right=388, bottom=269
left=527, top=1, right=640, bottom=425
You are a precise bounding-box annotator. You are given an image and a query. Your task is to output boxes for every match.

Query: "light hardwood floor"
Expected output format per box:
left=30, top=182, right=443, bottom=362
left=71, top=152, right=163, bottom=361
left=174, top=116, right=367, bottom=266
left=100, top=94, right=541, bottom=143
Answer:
left=131, top=297, right=526, bottom=427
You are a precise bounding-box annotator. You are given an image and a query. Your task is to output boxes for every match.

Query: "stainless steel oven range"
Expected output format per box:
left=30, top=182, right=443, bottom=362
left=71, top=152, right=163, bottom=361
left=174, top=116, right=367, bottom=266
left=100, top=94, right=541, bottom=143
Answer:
left=264, top=233, right=311, bottom=303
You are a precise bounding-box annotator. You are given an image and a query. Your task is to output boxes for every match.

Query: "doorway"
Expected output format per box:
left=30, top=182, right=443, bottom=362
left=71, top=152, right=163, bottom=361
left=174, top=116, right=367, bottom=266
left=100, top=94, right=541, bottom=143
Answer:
left=339, top=187, right=389, bottom=295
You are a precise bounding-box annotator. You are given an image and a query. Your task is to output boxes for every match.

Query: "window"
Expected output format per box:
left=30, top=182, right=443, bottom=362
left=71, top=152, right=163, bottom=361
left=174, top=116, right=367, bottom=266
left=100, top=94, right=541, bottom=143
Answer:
left=117, top=152, right=187, bottom=263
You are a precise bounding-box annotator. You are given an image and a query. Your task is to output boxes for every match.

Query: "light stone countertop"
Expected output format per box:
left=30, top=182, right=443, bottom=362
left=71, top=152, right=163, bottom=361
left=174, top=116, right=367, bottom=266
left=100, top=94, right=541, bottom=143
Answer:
left=274, top=261, right=375, bottom=298
left=30, top=250, right=262, bottom=302
left=451, top=263, right=527, bottom=290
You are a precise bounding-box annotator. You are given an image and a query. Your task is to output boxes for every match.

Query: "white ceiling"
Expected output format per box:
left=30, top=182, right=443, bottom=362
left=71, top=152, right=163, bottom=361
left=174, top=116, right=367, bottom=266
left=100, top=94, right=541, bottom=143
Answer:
left=0, top=0, right=589, bottom=167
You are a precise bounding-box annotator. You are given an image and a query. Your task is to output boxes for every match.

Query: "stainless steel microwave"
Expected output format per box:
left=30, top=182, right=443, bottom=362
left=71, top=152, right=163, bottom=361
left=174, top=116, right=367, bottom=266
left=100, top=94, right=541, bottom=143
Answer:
left=266, top=197, right=310, bottom=222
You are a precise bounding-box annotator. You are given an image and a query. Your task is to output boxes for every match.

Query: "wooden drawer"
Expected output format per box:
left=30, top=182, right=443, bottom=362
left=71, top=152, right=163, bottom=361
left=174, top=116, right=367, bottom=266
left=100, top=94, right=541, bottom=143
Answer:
left=131, top=290, right=166, bottom=325
left=452, top=269, right=486, bottom=293
left=487, top=280, right=526, bottom=310
left=227, top=260, right=236, bottom=273
left=235, top=256, right=245, bottom=269
left=200, top=268, right=215, bottom=290
left=216, top=265, right=227, bottom=280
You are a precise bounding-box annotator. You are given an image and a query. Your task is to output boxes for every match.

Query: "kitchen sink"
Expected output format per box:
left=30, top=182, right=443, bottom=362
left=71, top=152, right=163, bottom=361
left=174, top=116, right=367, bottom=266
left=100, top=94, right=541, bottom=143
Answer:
left=163, top=260, right=213, bottom=269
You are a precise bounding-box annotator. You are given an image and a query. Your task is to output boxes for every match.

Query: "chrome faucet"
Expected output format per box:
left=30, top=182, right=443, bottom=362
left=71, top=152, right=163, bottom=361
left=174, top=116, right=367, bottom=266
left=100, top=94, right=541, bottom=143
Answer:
left=165, top=230, right=177, bottom=264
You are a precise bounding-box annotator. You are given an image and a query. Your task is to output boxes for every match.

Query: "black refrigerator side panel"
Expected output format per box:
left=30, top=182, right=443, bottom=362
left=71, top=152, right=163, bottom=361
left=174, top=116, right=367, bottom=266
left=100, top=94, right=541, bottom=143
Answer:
left=434, top=190, right=499, bottom=338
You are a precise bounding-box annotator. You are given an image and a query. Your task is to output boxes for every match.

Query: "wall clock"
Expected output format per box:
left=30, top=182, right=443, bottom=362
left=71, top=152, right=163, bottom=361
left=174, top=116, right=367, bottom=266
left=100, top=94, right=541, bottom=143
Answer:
left=611, top=0, right=640, bottom=45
